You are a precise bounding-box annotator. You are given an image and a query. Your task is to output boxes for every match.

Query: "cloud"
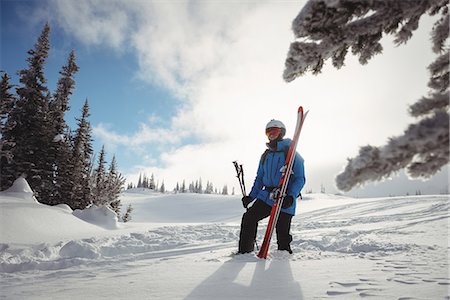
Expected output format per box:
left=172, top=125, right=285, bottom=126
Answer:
left=128, top=1, right=256, bottom=94
left=50, top=0, right=130, bottom=49
left=93, top=122, right=190, bottom=148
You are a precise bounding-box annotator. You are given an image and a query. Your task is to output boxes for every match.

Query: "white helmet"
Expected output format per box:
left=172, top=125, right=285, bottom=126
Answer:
left=265, top=119, right=286, bottom=138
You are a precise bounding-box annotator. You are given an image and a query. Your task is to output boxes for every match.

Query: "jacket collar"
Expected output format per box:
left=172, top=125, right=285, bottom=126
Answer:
left=266, top=138, right=291, bottom=151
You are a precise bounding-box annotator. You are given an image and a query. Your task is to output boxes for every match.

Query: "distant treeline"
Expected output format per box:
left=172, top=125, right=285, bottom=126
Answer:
left=127, top=173, right=231, bottom=195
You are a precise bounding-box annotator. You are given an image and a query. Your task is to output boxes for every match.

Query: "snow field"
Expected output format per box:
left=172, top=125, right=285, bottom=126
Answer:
left=0, top=182, right=449, bottom=299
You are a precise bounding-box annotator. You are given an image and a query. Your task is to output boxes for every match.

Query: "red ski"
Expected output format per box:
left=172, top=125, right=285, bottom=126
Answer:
left=257, top=106, right=308, bottom=259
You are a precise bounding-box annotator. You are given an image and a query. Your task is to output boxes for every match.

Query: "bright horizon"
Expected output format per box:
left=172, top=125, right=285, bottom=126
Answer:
left=1, top=0, right=448, bottom=197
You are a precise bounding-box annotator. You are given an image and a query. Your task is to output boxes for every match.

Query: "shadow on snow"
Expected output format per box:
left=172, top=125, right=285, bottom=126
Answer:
left=184, top=258, right=303, bottom=300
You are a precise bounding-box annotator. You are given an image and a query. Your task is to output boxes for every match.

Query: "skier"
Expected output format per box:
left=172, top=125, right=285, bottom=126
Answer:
left=238, top=119, right=305, bottom=254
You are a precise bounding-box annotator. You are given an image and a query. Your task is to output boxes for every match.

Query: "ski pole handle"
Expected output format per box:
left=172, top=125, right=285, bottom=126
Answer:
left=232, top=161, right=246, bottom=196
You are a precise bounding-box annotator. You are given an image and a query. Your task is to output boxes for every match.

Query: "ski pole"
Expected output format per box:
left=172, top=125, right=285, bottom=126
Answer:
left=232, top=161, right=246, bottom=196
left=240, top=163, right=246, bottom=196
left=232, top=161, right=259, bottom=251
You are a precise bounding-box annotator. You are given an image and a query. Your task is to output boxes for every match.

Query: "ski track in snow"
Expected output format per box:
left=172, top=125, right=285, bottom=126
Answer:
left=0, top=224, right=240, bottom=273
left=1, top=195, right=449, bottom=299
left=293, top=196, right=450, bottom=299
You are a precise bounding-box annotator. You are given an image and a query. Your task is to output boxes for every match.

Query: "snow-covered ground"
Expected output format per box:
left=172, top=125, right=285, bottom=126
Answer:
left=0, top=179, right=449, bottom=299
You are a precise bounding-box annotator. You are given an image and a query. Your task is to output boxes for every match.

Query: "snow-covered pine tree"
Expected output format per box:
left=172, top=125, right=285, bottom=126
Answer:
left=91, top=145, right=108, bottom=206
left=284, top=0, right=449, bottom=191
left=222, top=185, right=228, bottom=195
left=49, top=50, right=79, bottom=205
left=149, top=173, right=155, bottom=190
left=106, top=155, right=125, bottom=215
left=137, top=173, right=142, bottom=188
left=205, top=181, right=209, bottom=194
left=204, top=181, right=214, bottom=194
left=142, top=173, right=149, bottom=189
left=5, top=23, right=55, bottom=201
left=0, top=72, right=17, bottom=190
left=159, top=180, right=165, bottom=193
left=71, top=99, right=93, bottom=209
left=122, top=204, right=133, bottom=222
left=195, top=178, right=203, bottom=193
left=181, top=180, right=186, bottom=193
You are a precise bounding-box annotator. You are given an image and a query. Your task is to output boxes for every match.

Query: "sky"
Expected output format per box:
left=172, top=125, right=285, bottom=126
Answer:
left=1, top=0, right=448, bottom=197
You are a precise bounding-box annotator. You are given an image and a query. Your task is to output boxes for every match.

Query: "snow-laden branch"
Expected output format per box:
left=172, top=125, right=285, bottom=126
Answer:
left=284, top=0, right=448, bottom=81
left=336, top=110, right=449, bottom=191
left=409, top=92, right=449, bottom=117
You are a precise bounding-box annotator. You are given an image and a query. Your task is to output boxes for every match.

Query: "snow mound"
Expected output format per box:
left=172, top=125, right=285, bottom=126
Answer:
left=60, top=240, right=100, bottom=259
left=73, top=205, right=119, bottom=230
left=4, top=177, right=33, bottom=194
left=1, top=177, right=37, bottom=203
left=0, top=187, right=107, bottom=245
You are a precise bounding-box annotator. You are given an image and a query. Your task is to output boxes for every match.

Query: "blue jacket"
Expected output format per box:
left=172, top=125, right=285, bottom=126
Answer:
left=248, top=138, right=305, bottom=215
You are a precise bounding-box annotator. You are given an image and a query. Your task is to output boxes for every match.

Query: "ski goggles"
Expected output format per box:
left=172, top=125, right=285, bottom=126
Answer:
left=266, top=127, right=282, bottom=138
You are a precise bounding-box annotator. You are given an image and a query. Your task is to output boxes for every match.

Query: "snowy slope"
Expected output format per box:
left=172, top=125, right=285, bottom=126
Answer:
left=0, top=181, right=448, bottom=299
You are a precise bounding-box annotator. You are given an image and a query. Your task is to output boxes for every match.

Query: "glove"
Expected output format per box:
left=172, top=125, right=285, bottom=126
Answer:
left=241, top=196, right=254, bottom=208
left=281, top=195, right=294, bottom=209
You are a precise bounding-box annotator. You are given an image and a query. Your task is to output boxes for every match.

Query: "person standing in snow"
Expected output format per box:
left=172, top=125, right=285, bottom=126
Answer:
left=238, top=119, right=305, bottom=254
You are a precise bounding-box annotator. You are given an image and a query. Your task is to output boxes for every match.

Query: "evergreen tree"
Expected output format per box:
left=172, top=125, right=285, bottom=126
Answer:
left=106, top=155, right=125, bottom=215
left=71, top=99, right=93, bottom=209
left=181, top=180, right=186, bottom=193
left=137, top=173, right=142, bottom=188
left=122, top=204, right=133, bottom=222
left=284, top=0, right=449, bottom=191
left=222, top=185, right=228, bottom=195
left=149, top=173, right=155, bottom=190
left=205, top=181, right=214, bottom=194
left=198, top=178, right=203, bottom=193
left=50, top=50, right=79, bottom=205
left=0, top=72, right=17, bottom=190
left=160, top=180, right=165, bottom=193
left=91, top=145, right=108, bottom=206
left=50, top=50, right=78, bottom=134
left=145, top=174, right=150, bottom=188
left=5, top=23, right=54, bottom=201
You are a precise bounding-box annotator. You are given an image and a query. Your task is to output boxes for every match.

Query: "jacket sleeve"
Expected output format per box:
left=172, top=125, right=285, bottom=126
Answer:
left=249, top=159, right=264, bottom=199
left=287, top=152, right=305, bottom=198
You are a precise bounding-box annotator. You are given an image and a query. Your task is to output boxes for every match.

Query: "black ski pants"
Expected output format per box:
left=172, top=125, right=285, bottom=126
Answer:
left=238, top=199, right=293, bottom=254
